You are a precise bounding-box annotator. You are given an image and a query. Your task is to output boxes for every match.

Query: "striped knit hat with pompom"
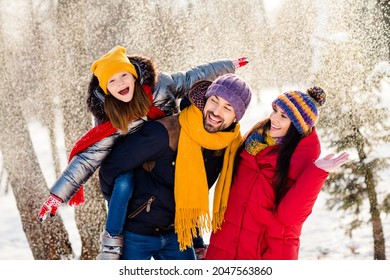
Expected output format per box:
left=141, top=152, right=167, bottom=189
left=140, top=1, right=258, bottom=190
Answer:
left=272, top=86, right=327, bottom=135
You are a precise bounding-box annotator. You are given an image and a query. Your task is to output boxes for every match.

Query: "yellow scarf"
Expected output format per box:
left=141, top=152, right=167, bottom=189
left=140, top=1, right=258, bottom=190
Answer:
left=175, top=105, right=242, bottom=250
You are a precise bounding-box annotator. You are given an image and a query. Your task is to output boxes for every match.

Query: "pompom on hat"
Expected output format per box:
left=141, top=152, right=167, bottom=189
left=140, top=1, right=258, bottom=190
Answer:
left=90, top=46, right=138, bottom=94
left=188, top=80, right=212, bottom=112
left=272, top=86, right=327, bottom=135
left=204, top=74, right=252, bottom=121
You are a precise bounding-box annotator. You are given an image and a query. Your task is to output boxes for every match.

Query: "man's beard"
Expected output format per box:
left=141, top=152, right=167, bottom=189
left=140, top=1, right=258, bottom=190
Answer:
left=203, top=113, right=224, bottom=133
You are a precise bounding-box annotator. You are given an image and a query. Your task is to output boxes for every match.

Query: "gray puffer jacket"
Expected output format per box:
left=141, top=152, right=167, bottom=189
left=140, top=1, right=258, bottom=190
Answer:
left=50, top=56, right=236, bottom=202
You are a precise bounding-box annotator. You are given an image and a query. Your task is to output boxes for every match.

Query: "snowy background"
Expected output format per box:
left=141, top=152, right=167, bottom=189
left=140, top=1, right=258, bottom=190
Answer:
left=1, top=82, right=389, bottom=260
left=1, top=0, right=389, bottom=261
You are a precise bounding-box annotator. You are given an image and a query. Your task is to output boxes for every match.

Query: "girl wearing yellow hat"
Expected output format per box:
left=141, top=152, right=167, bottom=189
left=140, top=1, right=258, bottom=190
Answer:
left=38, top=45, right=249, bottom=260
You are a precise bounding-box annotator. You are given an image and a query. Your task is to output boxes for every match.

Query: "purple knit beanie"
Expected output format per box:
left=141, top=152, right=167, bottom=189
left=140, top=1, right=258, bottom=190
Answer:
left=204, top=74, right=252, bottom=121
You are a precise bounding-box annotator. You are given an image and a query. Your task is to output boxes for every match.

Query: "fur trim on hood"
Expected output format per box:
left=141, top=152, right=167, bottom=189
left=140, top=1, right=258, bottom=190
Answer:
left=86, top=55, right=158, bottom=125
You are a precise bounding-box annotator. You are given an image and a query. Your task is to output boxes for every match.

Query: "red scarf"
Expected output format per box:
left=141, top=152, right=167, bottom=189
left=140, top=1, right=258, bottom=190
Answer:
left=68, top=84, right=165, bottom=206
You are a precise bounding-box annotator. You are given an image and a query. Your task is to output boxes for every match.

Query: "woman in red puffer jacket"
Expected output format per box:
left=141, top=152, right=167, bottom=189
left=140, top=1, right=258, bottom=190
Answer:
left=206, top=87, right=349, bottom=260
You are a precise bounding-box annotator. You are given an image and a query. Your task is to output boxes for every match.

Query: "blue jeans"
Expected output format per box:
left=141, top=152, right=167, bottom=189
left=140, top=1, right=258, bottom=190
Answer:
left=121, top=231, right=196, bottom=260
left=105, top=172, right=134, bottom=236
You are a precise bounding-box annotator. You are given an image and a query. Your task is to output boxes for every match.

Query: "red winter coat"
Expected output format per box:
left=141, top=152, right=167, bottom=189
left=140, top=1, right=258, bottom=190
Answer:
left=206, top=128, right=329, bottom=260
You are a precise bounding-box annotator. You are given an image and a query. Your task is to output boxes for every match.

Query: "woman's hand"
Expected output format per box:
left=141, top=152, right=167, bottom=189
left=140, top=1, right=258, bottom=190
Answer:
left=314, top=152, right=350, bottom=172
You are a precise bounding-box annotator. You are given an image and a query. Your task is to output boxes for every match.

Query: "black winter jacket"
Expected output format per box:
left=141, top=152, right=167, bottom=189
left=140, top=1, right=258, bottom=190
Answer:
left=99, top=114, right=225, bottom=235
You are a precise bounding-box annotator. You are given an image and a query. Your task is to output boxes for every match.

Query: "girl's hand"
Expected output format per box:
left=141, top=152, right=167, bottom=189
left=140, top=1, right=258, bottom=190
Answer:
left=232, top=57, right=249, bottom=69
left=37, top=194, right=63, bottom=222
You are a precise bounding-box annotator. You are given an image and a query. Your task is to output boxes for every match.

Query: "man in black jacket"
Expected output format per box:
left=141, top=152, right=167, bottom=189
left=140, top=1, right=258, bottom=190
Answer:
left=99, top=74, right=252, bottom=260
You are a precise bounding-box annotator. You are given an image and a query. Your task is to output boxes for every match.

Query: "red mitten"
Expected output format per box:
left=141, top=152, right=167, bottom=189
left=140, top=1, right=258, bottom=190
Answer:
left=232, top=57, right=249, bottom=69
left=37, top=194, right=62, bottom=222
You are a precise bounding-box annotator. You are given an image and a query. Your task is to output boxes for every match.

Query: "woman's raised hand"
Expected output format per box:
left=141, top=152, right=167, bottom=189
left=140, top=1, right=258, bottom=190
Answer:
left=314, top=152, right=350, bottom=173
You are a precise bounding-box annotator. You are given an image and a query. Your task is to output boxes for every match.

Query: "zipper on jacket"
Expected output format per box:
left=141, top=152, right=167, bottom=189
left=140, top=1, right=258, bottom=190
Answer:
left=127, top=196, right=156, bottom=220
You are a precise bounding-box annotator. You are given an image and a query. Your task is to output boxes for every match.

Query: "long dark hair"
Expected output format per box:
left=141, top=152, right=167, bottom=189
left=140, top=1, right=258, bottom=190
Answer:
left=235, top=118, right=302, bottom=211
left=273, top=122, right=302, bottom=210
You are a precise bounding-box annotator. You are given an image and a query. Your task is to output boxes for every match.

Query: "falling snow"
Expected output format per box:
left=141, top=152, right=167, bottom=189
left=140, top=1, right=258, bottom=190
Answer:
left=0, top=0, right=389, bottom=260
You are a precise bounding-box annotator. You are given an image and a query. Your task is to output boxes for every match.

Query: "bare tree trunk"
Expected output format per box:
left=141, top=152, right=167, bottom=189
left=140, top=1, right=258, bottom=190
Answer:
left=0, top=93, right=74, bottom=260
left=365, top=169, right=386, bottom=259
left=75, top=174, right=107, bottom=259
left=55, top=0, right=106, bottom=259
left=47, top=118, right=62, bottom=178
left=378, top=0, right=390, bottom=59
left=356, top=132, right=386, bottom=260
left=24, top=0, right=63, bottom=179
left=0, top=4, right=74, bottom=259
